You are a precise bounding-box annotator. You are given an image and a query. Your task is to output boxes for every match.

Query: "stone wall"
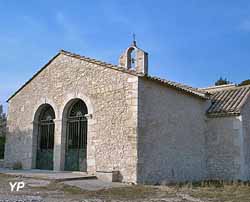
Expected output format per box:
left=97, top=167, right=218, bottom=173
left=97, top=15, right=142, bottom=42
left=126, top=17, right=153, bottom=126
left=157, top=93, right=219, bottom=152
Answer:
left=5, top=53, right=138, bottom=183
left=242, top=96, right=250, bottom=180
left=137, top=78, right=208, bottom=184
left=206, top=116, right=244, bottom=180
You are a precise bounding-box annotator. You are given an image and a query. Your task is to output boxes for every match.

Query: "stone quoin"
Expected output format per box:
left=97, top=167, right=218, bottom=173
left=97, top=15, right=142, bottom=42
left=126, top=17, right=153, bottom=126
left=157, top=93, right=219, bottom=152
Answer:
left=5, top=42, right=250, bottom=184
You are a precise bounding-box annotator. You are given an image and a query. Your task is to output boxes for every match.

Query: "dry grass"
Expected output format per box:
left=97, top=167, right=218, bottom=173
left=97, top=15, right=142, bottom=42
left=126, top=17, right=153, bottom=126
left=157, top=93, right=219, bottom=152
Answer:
left=36, top=181, right=164, bottom=200
left=37, top=180, right=250, bottom=201
left=1, top=173, right=250, bottom=201
left=187, top=184, right=250, bottom=202
left=21, top=179, right=250, bottom=201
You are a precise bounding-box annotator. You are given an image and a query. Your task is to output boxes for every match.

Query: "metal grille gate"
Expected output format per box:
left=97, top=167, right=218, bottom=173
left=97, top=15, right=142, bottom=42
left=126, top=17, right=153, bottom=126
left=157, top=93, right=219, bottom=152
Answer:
left=64, top=100, right=88, bottom=171
left=36, top=106, right=55, bottom=170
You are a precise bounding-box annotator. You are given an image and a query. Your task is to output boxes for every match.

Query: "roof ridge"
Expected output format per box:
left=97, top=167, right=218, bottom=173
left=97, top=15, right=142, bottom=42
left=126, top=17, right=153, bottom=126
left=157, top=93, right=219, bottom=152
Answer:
left=60, top=49, right=119, bottom=68
left=60, top=49, right=143, bottom=77
left=145, top=75, right=209, bottom=98
left=7, top=49, right=208, bottom=102
left=218, top=84, right=250, bottom=92
left=60, top=50, right=208, bottom=99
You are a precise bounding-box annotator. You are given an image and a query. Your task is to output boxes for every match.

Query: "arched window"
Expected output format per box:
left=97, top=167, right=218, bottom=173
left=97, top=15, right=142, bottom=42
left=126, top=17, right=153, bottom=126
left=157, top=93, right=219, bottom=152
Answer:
left=68, top=100, right=88, bottom=118
left=39, top=105, right=55, bottom=121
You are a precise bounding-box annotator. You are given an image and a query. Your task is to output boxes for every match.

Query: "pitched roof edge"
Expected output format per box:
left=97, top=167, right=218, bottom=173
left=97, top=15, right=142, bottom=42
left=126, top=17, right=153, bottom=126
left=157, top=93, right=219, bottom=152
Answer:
left=6, top=50, right=141, bottom=102
left=7, top=49, right=209, bottom=102
left=7, top=52, right=61, bottom=102
left=237, top=88, right=250, bottom=111
left=64, top=48, right=208, bottom=99
left=60, top=50, right=141, bottom=77
left=200, top=84, right=237, bottom=93
left=142, top=76, right=209, bottom=99
left=206, top=112, right=241, bottom=118
left=206, top=85, right=250, bottom=117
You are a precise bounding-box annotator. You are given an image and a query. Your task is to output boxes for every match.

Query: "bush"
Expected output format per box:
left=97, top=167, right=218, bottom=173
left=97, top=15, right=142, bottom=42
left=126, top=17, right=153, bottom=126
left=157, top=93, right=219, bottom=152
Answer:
left=238, top=79, right=250, bottom=86
left=215, top=77, right=231, bottom=86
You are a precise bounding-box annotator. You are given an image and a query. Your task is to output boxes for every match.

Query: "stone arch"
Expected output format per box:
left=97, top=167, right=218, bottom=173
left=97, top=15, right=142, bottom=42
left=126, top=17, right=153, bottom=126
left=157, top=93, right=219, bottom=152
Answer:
left=62, top=98, right=88, bottom=171
left=59, top=93, right=95, bottom=172
left=32, top=103, right=56, bottom=169
left=59, top=93, right=94, bottom=120
left=126, top=46, right=137, bottom=70
left=32, top=98, right=58, bottom=122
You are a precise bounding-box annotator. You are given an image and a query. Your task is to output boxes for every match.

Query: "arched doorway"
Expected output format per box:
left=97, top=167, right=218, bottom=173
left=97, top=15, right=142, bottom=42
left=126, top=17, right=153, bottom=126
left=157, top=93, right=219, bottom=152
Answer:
left=64, top=99, right=88, bottom=171
left=36, top=104, right=55, bottom=170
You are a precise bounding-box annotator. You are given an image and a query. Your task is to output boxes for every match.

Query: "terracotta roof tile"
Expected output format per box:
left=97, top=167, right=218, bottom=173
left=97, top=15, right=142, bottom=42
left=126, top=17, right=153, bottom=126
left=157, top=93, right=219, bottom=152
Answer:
left=207, top=85, right=250, bottom=117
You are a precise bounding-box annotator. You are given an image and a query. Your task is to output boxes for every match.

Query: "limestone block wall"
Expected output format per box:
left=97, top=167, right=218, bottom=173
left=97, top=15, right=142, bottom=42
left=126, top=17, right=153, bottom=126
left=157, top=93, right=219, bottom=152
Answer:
left=137, top=78, right=208, bottom=184
left=5, top=53, right=138, bottom=183
left=206, top=116, right=244, bottom=180
left=242, top=96, right=250, bottom=180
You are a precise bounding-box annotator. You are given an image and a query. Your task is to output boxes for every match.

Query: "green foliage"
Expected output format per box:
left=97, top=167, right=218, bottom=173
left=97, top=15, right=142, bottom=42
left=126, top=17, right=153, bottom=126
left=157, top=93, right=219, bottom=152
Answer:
left=238, top=79, right=250, bottom=86
left=215, top=77, right=231, bottom=86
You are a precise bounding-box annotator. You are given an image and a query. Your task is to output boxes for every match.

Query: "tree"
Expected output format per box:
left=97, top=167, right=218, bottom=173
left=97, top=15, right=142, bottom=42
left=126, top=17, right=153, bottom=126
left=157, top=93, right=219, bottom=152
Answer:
left=0, top=105, right=6, bottom=137
left=238, top=79, right=250, bottom=86
left=215, top=77, right=230, bottom=86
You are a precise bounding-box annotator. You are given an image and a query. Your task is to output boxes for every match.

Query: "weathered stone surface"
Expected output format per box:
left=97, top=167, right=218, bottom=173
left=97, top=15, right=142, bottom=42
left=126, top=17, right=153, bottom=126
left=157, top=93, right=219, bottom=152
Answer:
left=240, top=96, right=250, bottom=180
left=137, top=79, right=209, bottom=184
left=206, top=116, right=242, bottom=180
left=5, top=53, right=138, bottom=183
left=5, top=47, right=250, bottom=185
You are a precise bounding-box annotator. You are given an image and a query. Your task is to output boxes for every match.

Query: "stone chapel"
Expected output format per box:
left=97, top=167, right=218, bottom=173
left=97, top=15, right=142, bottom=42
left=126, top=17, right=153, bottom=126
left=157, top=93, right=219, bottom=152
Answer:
left=5, top=41, right=250, bottom=184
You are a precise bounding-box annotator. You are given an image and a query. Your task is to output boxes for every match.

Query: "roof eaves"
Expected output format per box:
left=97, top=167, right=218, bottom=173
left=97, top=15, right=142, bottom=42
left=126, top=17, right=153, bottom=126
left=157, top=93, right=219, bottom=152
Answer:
left=7, top=52, right=61, bottom=102
left=60, top=50, right=140, bottom=77
left=206, top=85, right=250, bottom=117
left=236, top=87, right=250, bottom=111
left=143, top=75, right=209, bottom=100
left=7, top=50, right=141, bottom=102
left=7, top=49, right=210, bottom=102
left=207, top=111, right=241, bottom=118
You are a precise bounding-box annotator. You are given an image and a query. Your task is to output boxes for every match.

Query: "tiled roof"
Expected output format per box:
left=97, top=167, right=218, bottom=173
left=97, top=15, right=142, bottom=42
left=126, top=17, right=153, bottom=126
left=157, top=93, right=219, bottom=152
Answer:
left=60, top=50, right=141, bottom=76
left=207, top=85, right=250, bottom=117
left=61, top=50, right=209, bottom=99
left=7, top=50, right=208, bottom=102
left=199, top=84, right=236, bottom=93
left=145, top=76, right=209, bottom=99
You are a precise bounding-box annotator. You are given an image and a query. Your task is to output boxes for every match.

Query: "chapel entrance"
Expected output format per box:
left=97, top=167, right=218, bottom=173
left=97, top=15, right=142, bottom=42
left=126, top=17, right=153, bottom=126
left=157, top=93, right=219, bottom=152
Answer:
left=64, top=99, right=88, bottom=171
left=36, top=105, right=55, bottom=170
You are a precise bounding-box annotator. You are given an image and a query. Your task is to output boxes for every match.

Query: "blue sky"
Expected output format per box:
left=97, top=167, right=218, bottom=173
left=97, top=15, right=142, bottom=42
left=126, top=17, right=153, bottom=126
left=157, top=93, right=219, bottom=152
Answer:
left=1, top=0, right=250, bottom=112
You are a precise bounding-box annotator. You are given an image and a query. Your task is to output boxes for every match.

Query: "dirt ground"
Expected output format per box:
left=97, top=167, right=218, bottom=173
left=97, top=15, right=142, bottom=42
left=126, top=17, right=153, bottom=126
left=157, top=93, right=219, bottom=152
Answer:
left=0, top=174, right=250, bottom=202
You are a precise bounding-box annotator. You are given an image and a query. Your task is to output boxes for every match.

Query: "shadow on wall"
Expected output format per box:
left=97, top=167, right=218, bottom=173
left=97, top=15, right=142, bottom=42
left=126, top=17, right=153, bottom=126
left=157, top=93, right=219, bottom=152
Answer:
left=0, top=136, right=5, bottom=160
left=114, top=170, right=123, bottom=182
left=4, top=127, right=33, bottom=169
